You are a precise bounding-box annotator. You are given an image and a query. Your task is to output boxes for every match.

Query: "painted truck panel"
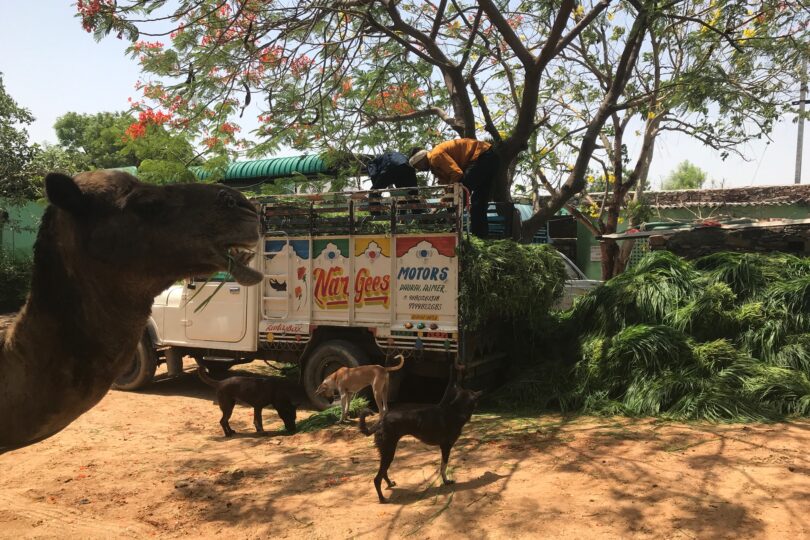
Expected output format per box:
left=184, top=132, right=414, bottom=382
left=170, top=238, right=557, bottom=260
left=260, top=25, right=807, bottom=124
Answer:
left=258, top=233, right=457, bottom=340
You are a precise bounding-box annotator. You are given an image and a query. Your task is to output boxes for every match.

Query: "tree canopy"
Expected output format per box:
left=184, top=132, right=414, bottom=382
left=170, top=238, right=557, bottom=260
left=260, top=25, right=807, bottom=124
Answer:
left=0, top=73, right=37, bottom=202
left=53, top=110, right=200, bottom=184
left=663, top=161, right=708, bottom=190
left=78, top=0, right=809, bottom=238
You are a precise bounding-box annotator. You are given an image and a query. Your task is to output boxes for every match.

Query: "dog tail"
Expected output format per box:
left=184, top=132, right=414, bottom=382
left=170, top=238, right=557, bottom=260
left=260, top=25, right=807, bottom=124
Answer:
left=358, top=409, right=380, bottom=436
left=385, top=354, right=405, bottom=372
left=196, top=366, right=219, bottom=388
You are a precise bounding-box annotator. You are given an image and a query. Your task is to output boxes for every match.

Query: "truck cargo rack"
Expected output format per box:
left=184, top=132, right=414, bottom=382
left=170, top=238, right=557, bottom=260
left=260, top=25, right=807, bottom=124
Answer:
left=256, top=184, right=466, bottom=236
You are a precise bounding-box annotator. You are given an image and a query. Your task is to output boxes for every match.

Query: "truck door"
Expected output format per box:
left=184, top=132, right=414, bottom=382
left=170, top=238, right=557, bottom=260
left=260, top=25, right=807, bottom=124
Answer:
left=184, top=272, right=249, bottom=342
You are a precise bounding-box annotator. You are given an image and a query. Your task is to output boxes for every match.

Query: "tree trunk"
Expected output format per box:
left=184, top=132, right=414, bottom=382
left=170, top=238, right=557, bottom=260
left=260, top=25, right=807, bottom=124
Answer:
left=518, top=12, right=648, bottom=242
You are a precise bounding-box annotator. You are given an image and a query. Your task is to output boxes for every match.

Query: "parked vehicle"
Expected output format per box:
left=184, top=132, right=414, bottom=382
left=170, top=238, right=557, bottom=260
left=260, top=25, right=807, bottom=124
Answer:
left=556, top=252, right=601, bottom=309
left=116, top=186, right=596, bottom=398
left=117, top=185, right=508, bottom=407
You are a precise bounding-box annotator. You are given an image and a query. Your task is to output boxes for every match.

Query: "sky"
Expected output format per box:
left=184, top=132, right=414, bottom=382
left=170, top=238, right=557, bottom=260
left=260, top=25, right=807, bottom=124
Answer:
left=1, top=0, right=808, bottom=189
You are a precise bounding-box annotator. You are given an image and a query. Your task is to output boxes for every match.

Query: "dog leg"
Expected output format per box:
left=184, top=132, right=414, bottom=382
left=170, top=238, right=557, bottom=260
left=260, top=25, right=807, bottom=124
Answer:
left=440, top=444, right=454, bottom=485
left=375, top=440, right=398, bottom=504
left=253, top=407, right=265, bottom=434
left=219, top=399, right=236, bottom=437
left=340, top=392, right=353, bottom=423
left=381, top=380, right=389, bottom=416
left=373, top=383, right=386, bottom=417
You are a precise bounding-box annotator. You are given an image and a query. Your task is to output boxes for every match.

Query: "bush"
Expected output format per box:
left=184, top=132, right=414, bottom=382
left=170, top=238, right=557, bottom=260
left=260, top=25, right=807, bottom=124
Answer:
left=496, top=251, right=810, bottom=422
left=0, top=250, right=32, bottom=312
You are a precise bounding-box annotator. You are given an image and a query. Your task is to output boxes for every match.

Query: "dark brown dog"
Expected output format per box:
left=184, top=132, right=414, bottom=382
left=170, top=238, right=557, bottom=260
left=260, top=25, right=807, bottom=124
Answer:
left=198, top=367, right=301, bottom=436
left=359, top=380, right=482, bottom=503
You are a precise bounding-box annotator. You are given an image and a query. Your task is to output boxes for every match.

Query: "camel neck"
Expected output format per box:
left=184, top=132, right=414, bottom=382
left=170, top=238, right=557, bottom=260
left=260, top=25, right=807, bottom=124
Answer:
left=7, top=207, right=155, bottom=375
left=0, top=212, right=156, bottom=447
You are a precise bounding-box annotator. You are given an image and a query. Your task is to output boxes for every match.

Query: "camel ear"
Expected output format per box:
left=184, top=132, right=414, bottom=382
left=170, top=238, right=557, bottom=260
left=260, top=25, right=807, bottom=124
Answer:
left=45, top=173, right=87, bottom=215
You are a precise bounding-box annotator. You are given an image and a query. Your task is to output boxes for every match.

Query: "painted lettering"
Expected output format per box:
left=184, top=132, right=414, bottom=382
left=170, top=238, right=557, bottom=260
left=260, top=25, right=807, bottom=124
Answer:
left=354, top=268, right=390, bottom=307
left=397, top=266, right=450, bottom=282
left=313, top=267, right=350, bottom=309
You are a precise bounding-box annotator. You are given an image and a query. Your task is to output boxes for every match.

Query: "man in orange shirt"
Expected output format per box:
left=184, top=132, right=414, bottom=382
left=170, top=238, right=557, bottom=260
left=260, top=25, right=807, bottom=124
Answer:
left=409, top=138, right=499, bottom=238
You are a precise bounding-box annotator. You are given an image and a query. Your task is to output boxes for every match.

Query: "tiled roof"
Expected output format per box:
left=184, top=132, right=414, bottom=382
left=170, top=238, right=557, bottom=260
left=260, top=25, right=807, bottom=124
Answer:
left=644, top=184, right=810, bottom=209
left=578, top=184, right=810, bottom=209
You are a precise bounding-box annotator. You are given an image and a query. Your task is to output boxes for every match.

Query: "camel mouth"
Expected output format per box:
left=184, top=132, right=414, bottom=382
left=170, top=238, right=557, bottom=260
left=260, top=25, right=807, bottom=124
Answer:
left=228, top=245, right=256, bottom=265
left=224, top=243, right=263, bottom=286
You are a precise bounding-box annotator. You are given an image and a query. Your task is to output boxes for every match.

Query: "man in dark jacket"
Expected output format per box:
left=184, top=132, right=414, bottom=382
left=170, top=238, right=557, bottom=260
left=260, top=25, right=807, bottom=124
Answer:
left=367, top=151, right=422, bottom=215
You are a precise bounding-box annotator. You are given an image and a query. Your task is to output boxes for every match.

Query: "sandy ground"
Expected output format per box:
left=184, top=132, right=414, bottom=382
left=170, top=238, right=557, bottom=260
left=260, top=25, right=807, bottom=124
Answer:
left=0, top=359, right=809, bottom=539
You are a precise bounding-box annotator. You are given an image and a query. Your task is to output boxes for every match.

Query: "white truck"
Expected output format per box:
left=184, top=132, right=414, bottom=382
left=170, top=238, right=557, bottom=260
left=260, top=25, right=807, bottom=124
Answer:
left=117, top=185, right=506, bottom=407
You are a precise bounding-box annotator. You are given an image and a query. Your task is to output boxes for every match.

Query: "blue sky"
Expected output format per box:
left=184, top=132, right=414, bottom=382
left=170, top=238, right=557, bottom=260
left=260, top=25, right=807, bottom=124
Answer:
left=1, top=1, right=807, bottom=188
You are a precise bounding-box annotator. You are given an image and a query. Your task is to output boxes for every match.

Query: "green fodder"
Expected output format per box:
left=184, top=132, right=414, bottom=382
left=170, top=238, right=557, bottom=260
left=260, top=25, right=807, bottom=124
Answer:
left=761, top=276, right=810, bottom=333
left=694, top=252, right=769, bottom=300
left=491, top=250, right=810, bottom=421
left=741, top=364, right=810, bottom=416
left=295, top=397, right=369, bottom=433
left=459, top=237, right=565, bottom=332
left=670, top=282, right=739, bottom=341
left=734, top=301, right=767, bottom=330
left=695, top=252, right=810, bottom=301
left=570, top=325, right=695, bottom=416
left=692, top=339, right=747, bottom=372
left=768, top=334, right=810, bottom=373
left=570, top=251, right=700, bottom=334
left=483, top=360, right=576, bottom=411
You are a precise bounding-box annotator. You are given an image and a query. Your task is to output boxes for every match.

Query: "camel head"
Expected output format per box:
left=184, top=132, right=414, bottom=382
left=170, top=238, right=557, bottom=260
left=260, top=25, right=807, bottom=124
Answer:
left=44, top=170, right=263, bottom=294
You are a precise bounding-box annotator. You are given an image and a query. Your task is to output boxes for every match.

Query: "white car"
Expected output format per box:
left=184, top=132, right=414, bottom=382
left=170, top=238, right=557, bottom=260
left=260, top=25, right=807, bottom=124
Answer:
left=556, top=251, right=601, bottom=309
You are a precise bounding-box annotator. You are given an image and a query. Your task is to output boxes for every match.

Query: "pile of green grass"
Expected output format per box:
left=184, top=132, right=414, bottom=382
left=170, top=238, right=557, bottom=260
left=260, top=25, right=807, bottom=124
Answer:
left=295, top=397, right=369, bottom=433
left=460, top=237, right=566, bottom=332
left=492, top=251, right=810, bottom=422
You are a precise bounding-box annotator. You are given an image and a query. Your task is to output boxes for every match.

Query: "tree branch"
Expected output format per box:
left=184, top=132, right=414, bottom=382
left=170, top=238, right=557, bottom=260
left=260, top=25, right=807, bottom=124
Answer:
left=477, top=0, right=535, bottom=69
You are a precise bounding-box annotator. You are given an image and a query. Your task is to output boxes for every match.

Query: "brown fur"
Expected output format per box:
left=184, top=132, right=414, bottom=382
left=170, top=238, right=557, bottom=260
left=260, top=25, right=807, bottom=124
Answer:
left=0, top=170, right=262, bottom=453
left=315, top=354, right=404, bottom=421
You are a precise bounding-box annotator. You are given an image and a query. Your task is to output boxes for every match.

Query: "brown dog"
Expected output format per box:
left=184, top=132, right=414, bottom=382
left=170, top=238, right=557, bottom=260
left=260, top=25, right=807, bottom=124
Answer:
left=315, top=355, right=405, bottom=421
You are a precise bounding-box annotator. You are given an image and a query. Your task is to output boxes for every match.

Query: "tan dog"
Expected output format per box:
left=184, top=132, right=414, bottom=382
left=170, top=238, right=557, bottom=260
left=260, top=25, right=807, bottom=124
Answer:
left=315, top=355, right=405, bottom=422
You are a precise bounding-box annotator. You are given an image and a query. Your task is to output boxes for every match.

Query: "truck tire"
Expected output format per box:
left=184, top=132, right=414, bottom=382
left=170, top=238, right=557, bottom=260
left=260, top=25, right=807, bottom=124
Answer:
left=113, top=335, right=157, bottom=391
left=303, top=340, right=364, bottom=410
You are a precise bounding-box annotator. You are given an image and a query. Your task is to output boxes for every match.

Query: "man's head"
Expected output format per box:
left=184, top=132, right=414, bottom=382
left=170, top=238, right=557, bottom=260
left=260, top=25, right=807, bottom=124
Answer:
left=409, top=149, right=430, bottom=171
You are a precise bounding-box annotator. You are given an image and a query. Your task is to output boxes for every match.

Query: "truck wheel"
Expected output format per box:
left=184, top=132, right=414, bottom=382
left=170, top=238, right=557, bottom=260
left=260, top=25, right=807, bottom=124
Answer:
left=113, top=335, right=157, bottom=391
left=303, top=340, right=364, bottom=410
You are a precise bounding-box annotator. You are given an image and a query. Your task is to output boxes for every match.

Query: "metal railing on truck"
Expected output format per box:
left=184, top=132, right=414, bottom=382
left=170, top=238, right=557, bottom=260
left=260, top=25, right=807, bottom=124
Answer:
left=255, top=184, right=465, bottom=236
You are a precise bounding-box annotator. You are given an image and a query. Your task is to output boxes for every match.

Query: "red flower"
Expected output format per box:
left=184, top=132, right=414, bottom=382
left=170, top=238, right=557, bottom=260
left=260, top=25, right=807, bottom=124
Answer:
left=297, top=266, right=306, bottom=280
left=294, top=286, right=302, bottom=298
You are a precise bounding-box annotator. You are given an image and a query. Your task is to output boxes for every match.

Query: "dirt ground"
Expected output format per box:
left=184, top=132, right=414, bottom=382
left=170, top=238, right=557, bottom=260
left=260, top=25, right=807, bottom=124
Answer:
left=1, top=359, right=808, bottom=539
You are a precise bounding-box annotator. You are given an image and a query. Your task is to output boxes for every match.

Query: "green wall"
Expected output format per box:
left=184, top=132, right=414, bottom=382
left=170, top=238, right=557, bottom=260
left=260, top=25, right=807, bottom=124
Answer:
left=576, top=203, right=810, bottom=280
left=1, top=200, right=45, bottom=258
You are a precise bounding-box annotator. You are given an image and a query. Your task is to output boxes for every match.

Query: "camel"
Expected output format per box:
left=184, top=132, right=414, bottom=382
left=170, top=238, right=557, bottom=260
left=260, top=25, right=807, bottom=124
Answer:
left=0, top=170, right=263, bottom=453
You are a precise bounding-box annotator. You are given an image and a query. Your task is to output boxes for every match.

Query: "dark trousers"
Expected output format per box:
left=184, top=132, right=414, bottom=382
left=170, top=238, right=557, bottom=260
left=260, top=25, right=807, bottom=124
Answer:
left=462, top=148, right=499, bottom=238
left=369, top=165, right=422, bottom=215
